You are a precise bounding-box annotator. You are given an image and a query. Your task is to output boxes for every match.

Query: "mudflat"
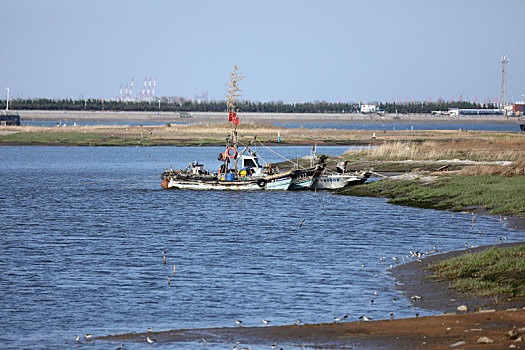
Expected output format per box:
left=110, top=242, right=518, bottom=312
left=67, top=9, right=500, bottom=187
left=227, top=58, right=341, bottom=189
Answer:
left=96, top=243, right=525, bottom=349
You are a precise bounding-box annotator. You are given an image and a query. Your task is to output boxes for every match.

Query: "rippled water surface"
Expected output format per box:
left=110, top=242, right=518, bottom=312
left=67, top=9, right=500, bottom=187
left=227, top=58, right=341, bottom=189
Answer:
left=0, top=146, right=522, bottom=350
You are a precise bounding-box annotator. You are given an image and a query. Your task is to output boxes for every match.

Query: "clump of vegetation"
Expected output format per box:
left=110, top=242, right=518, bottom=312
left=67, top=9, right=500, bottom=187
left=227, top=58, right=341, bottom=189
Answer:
left=458, top=158, right=525, bottom=177
left=339, top=174, right=525, bottom=216
left=428, top=245, right=525, bottom=298
left=346, top=139, right=525, bottom=162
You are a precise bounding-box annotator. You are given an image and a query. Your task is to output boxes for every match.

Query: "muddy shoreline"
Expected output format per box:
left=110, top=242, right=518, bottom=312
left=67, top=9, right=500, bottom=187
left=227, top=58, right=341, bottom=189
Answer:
left=95, top=243, right=525, bottom=349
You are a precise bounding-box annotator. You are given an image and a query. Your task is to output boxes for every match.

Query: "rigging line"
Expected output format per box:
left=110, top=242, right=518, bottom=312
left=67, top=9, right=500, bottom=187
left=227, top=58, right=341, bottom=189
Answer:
left=256, top=139, right=309, bottom=170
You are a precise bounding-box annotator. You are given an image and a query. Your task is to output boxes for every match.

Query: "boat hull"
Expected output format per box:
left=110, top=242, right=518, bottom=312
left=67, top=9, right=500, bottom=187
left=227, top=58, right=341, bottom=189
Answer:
left=289, top=177, right=314, bottom=190
left=163, top=174, right=293, bottom=191
left=311, top=173, right=370, bottom=190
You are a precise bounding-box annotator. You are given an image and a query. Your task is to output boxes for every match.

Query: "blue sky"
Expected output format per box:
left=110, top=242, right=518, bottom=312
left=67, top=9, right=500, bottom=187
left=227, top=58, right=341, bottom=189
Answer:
left=1, top=0, right=524, bottom=103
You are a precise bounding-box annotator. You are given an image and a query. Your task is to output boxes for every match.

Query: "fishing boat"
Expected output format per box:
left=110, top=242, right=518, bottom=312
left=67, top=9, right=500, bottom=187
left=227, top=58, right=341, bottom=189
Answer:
left=303, top=146, right=372, bottom=190
left=160, top=148, right=296, bottom=191
left=161, top=65, right=297, bottom=191
left=311, top=169, right=372, bottom=190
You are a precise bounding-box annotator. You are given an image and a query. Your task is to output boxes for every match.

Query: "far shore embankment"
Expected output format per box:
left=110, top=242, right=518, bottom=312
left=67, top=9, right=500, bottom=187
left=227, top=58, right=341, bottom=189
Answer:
left=17, top=110, right=525, bottom=125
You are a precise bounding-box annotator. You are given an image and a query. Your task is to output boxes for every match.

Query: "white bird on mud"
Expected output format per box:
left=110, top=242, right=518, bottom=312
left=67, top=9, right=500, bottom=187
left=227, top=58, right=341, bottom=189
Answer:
left=85, top=334, right=93, bottom=341
left=359, top=315, right=372, bottom=321
left=262, top=318, right=270, bottom=325
left=235, top=319, right=242, bottom=326
left=334, top=316, right=342, bottom=322
left=146, top=336, right=156, bottom=344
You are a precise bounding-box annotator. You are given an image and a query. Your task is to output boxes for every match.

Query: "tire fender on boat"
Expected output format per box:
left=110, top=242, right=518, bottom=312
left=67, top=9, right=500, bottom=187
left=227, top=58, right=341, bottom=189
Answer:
left=257, top=178, right=266, bottom=188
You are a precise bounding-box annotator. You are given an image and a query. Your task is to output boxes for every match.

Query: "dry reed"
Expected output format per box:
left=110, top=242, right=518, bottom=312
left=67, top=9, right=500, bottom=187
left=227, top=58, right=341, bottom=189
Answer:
left=458, top=158, right=525, bottom=177
left=351, top=139, right=525, bottom=162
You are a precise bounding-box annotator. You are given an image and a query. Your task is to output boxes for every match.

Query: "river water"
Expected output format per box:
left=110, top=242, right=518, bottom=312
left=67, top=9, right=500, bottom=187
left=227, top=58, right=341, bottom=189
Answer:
left=0, top=146, right=522, bottom=350
left=22, top=120, right=524, bottom=132
left=274, top=122, right=523, bottom=132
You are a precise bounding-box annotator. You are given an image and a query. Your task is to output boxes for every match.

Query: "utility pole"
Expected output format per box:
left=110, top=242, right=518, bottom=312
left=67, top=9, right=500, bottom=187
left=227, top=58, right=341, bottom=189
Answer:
left=5, top=88, right=9, bottom=111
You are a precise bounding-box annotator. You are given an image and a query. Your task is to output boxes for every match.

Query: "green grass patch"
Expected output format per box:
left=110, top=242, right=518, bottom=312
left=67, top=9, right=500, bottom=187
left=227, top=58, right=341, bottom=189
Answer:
left=428, top=245, right=525, bottom=297
left=338, top=175, right=525, bottom=216
left=0, top=132, right=107, bottom=144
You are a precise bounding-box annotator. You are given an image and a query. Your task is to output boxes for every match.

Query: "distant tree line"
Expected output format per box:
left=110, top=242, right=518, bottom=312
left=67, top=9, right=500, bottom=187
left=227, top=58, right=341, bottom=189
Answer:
left=0, top=98, right=497, bottom=114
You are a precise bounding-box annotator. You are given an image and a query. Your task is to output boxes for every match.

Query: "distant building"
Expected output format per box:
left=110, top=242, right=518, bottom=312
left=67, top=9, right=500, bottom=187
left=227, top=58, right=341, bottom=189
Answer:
left=448, top=108, right=503, bottom=117
left=0, top=111, right=20, bottom=126
left=360, top=104, right=377, bottom=113
left=360, top=104, right=384, bottom=115
left=511, top=102, right=524, bottom=116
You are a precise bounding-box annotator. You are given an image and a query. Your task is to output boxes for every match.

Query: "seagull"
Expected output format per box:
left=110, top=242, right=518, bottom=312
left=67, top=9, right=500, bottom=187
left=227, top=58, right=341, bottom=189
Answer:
left=262, top=318, right=270, bottom=325
left=147, top=336, right=156, bottom=344
left=85, top=334, right=93, bottom=341
left=147, top=327, right=152, bottom=332
left=343, top=313, right=348, bottom=319
left=411, top=295, right=422, bottom=301
left=235, top=319, right=242, bottom=326
left=392, top=298, right=397, bottom=303
left=299, top=219, right=305, bottom=227
left=75, top=335, right=81, bottom=343
left=361, top=263, right=365, bottom=268
left=334, top=316, right=342, bottom=322
left=116, top=344, right=123, bottom=350
left=359, top=315, right=372, bottom=321
left=374, top=290, right=378, bottom=296
left=200, top=337, right=207, bottom=343
left=370, top=299, right=374, bottom=304
left=296, top=319, right=302, bottom=324
left=389, top=312, right=394, bottom=319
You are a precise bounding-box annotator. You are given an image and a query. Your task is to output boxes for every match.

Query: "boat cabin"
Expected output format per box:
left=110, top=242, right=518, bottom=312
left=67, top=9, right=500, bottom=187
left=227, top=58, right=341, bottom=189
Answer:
left=238, top=154, right=264, bottom=176
left=187, top=162, right=206, bottom=175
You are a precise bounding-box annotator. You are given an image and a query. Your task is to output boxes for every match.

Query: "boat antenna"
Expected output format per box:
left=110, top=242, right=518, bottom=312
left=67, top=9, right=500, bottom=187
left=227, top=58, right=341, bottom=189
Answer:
left=225, top=65, right=243, bottom=172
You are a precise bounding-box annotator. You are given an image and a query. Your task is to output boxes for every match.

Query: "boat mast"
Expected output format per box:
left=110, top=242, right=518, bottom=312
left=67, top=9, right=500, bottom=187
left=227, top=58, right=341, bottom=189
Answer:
left=225, top=65, right=243, bottom=172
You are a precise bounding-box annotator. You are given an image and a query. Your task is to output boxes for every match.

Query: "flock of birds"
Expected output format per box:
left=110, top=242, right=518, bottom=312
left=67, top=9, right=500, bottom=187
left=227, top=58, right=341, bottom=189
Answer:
left=74, top=216, right=512, bottom=348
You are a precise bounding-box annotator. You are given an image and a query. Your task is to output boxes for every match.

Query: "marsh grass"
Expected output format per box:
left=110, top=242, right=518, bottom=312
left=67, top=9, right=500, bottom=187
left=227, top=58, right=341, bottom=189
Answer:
left=339, top=175, right=525, bottom=216
left=0, top=131, right=106, bottom=144
left=428, top=246, right=525, bottom=297
left=347, top=139, right=524, bottom=162
left=458, top=159, right=525, bottom=177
